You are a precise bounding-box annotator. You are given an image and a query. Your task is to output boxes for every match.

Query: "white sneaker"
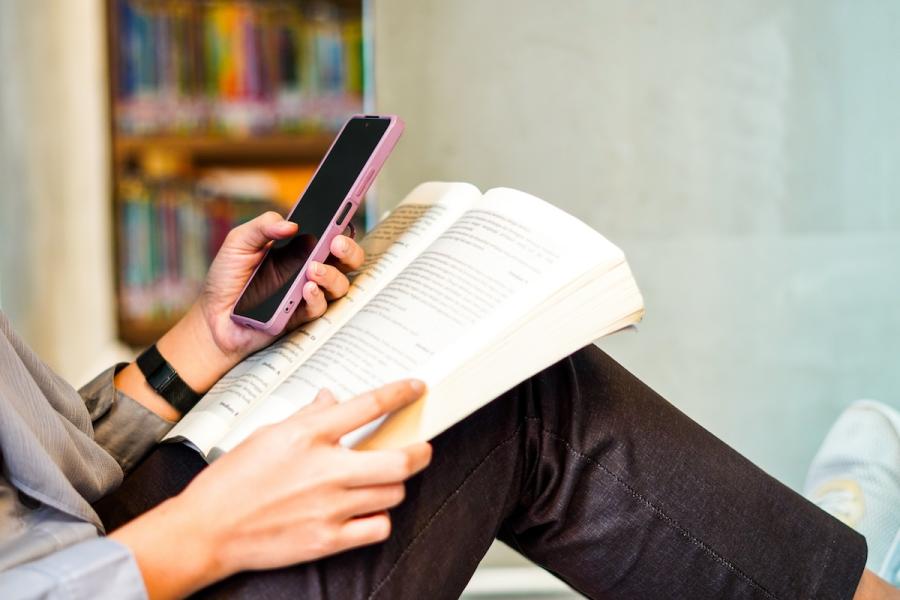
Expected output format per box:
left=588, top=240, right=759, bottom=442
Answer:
left=804, top=400, right=900, bottom=585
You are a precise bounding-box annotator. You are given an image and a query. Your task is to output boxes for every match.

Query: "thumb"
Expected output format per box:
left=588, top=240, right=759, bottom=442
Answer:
left=226, top=211, right=297, bottom=252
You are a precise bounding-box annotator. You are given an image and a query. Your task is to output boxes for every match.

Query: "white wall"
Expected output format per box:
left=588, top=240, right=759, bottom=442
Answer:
left=0, top=0, right=123, bottom=384
left=374, top=0, right=900, bottom=488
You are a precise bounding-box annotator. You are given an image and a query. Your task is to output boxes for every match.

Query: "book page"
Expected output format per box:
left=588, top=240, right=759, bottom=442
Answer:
left=212, top=187, right=625, bottom=454
left=164, top=182, right=481, bottom=455
left=395, top=260, right=644, bottom=448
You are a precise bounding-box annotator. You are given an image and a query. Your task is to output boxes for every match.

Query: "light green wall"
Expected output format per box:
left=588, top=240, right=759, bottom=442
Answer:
left=373, top=0, right=900, bottom=488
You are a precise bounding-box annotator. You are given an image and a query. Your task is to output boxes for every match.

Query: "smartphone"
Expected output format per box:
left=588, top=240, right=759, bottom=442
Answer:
left=230, top=114, right=404, bottom=334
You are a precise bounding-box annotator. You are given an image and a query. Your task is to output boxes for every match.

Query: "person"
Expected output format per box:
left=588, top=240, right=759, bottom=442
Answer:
left=805, top=400, right=900, bottom=586
left=0, top=211, right=896, bottom=600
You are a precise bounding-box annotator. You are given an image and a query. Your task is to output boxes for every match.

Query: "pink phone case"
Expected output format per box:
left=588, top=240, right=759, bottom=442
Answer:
left=230, top=114, right=404, bottom=335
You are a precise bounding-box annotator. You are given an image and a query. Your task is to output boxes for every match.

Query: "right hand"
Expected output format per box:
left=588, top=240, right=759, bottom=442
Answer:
left=111, top=380, right=431, bottom=599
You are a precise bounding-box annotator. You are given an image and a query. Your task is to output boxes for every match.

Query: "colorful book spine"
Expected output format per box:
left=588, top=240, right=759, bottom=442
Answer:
left=117, top=173, right=276, bottom=323
left=115, top=0, right=364, bottom=135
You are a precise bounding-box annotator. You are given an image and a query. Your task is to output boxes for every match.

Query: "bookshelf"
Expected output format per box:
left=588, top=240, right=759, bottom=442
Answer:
left=113, top=133, right=336, bottom=161
left=104, top=0, right=371, bottom=346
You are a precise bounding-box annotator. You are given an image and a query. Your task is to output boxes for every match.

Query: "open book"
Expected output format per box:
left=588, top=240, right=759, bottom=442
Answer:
left=165, top=182, right=645, bottom=459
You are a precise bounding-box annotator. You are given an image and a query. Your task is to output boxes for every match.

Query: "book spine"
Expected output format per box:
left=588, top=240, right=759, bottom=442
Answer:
left=113, top=0, right=364, bottom=135
left=117, top=172, right=277, bottom=324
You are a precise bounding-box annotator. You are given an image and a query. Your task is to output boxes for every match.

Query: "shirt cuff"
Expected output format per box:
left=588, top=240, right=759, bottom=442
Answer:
left=79, top=365, right=175, bottom=473
left=0, top=537, right=147, bottom=600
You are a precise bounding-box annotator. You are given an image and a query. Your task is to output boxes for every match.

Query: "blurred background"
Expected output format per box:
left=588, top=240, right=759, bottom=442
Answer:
left=1, top=1, right=899, bottom=598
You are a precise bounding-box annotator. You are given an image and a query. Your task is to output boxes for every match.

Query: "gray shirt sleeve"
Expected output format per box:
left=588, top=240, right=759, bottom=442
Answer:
left=78, top=365, right=175, bottom=474
left=0, top=537, right=147, bottom=600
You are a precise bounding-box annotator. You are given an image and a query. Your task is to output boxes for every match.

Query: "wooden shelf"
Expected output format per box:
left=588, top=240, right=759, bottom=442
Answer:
left=106, top=0, right=370, bottom=345
left=114, top=132, right=335, bottom=164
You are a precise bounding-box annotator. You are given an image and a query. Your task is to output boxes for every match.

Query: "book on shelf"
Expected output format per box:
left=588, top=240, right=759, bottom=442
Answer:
left=113, top=0, right=363, bottom=136
left=117, top=168, right=293, bottom=325
left=164, top=182, right=645, bottom=457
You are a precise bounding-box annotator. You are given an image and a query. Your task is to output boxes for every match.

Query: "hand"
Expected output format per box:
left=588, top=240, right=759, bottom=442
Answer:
left=110, top=380, right=432, bottom=600
left=137, top=211, right=365, bottom=404
left=201, top=210, right=366, bottom=361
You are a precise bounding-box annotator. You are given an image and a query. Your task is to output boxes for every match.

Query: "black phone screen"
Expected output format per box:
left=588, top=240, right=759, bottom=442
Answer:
left=233, top=117, right=391, bottom=323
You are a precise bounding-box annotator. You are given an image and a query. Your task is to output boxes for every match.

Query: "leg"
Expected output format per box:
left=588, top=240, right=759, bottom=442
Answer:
left=498, top=346, right=867, bottom=599
left=95, top=346, right=867, bottom=599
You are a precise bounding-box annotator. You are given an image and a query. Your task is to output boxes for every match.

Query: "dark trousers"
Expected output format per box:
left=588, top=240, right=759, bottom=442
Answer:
left=94, top=346, right=867, bottom=599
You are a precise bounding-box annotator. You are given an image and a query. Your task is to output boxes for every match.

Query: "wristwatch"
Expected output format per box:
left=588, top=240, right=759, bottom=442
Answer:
left=136, top=344, right=201, bottom=413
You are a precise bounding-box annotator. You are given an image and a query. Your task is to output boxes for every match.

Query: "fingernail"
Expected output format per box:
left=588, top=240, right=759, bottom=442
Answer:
left=315, top=388, right=335, bottom=404
left=311, top=261, right=326, bottom=276
left=336, top=236, right=349, bottom=254
left=305, top=281, right=319, bottom=296
left=409, top=379, right=425, bottom=393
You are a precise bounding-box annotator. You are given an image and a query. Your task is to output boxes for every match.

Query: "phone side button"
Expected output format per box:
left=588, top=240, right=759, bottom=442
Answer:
left=353, top=168, right=376, bottom=198
left=335, top=201, right=353, bottom=226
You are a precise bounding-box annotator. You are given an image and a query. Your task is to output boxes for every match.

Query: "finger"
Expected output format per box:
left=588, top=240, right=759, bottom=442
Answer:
left=304, top=388, right=339, bottom=414
left=335, top=512, right=392, bottom=551
left=226, top=211, right=296, bottom=252
left=307, top=261, right=350, bottom=301
left=341, top=443, right=433, bottom=487
left=338, top=484, right=406, bottom=519
left=312, top=379, right=426, bottom=440
left=299, top=280, right=327, bottom=319
left=262, top=218, right=298, bottom=241
left=327, top=235, right=365, bottom=273
left=281, top=282, right=326, bottom=332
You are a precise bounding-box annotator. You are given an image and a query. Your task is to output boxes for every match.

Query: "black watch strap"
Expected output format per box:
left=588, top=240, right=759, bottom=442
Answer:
left=136, top=344, right=201, bottom=414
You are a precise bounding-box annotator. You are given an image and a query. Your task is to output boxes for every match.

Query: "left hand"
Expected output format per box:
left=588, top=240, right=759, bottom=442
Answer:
left=199, top=211, right=365, bottom=360
left=146, top=211, right=365, bottom=403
